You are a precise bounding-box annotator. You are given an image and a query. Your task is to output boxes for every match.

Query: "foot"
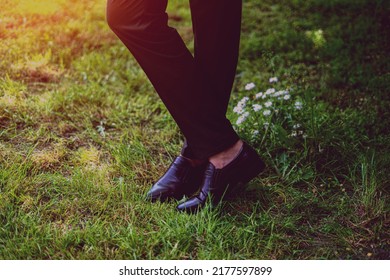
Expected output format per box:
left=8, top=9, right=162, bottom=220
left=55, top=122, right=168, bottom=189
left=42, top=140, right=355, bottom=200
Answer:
left=146, top=156, right=206, bottom=202
left=176, top=142, right=265, bottom=213
left=209, top=140, right=244, bottom=169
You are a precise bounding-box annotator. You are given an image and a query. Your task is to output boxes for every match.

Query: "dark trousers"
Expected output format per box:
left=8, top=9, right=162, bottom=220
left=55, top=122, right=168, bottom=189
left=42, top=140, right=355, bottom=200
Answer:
left=107, top=0, right=242, bottom=160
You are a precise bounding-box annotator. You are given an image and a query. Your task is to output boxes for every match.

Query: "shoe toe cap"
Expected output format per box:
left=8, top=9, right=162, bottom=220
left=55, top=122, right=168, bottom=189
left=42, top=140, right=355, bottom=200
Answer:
left=176, top=196, right=204, bottom=213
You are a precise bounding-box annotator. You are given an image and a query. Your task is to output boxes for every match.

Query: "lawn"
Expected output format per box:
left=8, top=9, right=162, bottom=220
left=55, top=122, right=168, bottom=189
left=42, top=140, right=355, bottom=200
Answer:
left=0, top=0, right=389, bottom=259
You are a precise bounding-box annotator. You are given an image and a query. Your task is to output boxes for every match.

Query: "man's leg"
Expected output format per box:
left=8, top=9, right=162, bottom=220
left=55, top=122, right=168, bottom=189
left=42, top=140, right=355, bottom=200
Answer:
left=107, top=0, right=239, bottom=160
left=181, top=0, right=243, bottom=159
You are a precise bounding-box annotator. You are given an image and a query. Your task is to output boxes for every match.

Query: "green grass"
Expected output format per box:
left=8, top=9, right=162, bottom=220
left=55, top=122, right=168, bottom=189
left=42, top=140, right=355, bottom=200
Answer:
left=0, top=0, right=389, bottom=259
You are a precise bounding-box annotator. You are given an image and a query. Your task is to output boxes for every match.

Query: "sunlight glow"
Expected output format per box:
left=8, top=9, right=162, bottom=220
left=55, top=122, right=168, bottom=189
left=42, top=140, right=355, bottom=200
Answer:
left=13, top=0, right=67, bottom=15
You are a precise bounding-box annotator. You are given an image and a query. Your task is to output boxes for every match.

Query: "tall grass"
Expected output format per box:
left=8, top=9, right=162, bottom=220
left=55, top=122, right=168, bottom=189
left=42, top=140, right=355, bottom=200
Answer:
left=0, top=0, right=389, bottom=259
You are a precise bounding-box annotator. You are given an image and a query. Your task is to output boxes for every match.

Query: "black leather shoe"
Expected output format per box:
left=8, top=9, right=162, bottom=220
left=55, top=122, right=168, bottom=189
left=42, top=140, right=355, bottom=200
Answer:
left=176, top=142, right=265, bottom=213
left=146, top=156, right=205, bottom=202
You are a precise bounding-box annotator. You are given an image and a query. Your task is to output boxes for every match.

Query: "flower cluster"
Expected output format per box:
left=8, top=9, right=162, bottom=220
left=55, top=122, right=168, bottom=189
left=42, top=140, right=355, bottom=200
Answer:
left=232, top=77, right=305, bottom=143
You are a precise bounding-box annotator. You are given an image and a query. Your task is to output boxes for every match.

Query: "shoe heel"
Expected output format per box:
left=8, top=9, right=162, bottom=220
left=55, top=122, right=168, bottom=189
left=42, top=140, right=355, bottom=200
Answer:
left=240, top=157, right=265, bottom=185
left=225, top=158, right=265, bottom=199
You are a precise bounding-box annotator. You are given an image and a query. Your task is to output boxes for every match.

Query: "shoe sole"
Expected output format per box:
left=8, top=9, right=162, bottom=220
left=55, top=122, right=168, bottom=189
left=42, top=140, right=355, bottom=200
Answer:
left=147, top=191, right=186, bottom=203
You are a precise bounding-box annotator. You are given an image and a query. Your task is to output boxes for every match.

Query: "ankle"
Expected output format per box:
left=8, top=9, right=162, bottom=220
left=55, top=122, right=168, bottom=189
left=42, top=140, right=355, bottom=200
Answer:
left=209, top=140, right=243, bottom=169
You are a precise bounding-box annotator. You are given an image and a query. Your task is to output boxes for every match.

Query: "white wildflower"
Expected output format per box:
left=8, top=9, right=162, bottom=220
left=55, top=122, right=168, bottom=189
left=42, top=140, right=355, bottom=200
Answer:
left=294, top=101, right=303, bottom=110
left=255, top=92, right=263, bottom=99
left=283, top=94, right=291, bottom=100
left=252, top=104, right=262, bottom=112
left=293, top=124, right=301, bottom=129
left=253, top=130, right=259, bottom=136
left=233, top=105, right=245, bottom=114
left=245, top=82, right=256, bottom=91
left=273, top=91, right=283, bottom=97
left=264, top=122, right=270, bottom=129
left=236, top=112, right=249, bottom=125
left=263, top=109, right=271, bottom=116
left=264, top=101, right=273, bottom=108
left=233, top=96, right=250, bottom=114
left=269, top=77, right=278, bottom=83
left=241, top=96, right=250, bottom=102
left=236, top=116, right=245, bottom=125
left=290, top=131, right=297, bottom=137
left=265, top=88, right=276, bottom=95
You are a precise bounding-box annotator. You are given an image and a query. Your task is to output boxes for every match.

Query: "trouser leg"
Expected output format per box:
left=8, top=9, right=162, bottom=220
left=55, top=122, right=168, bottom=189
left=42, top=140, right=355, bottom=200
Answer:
left=106, top=0, right=240, bottom=160
left=181, top=0, right=243, bottom=158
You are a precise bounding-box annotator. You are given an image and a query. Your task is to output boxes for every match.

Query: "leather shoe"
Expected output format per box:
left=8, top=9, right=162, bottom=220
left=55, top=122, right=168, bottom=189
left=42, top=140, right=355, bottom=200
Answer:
left=146, top=156, right=205, bottom=202
left=176, top=142, right=265, bottom=213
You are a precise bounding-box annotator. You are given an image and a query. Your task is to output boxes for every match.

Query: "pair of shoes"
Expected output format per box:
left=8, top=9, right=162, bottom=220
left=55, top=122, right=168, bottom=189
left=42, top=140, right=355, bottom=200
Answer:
left=146, top=156, right=205, bottom=202
left=176, top=142, right=265, bottom=213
